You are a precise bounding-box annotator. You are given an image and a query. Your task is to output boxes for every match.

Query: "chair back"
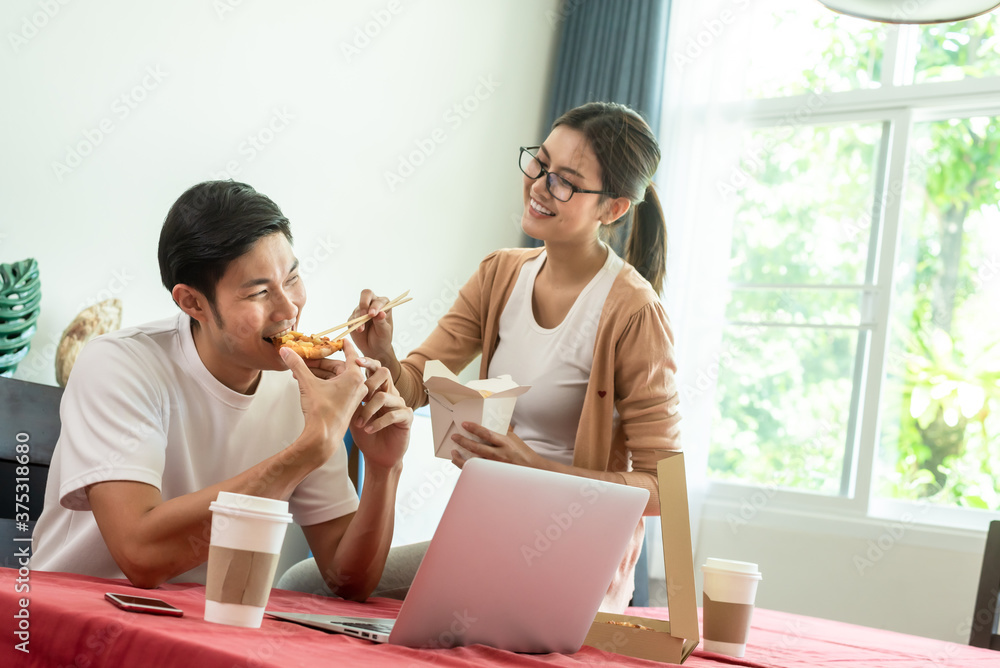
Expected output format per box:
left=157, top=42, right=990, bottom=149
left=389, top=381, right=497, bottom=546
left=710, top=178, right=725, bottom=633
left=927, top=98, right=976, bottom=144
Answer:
left=970, top=520, right=1000, bottom=650
left=343, top=430, right=364, bottom=495
left=0, top=377, right=63, bottom=568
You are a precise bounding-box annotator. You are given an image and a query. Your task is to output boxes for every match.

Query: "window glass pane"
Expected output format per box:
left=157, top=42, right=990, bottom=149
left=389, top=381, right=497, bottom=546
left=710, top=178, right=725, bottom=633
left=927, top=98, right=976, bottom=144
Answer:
left=709, top=119, right=885, bottom=495
left=725, top=287, right=863, bottom=327
left=875, top=115, right=1000, bottom=510
left=912, top=15, right=1000, bottom=85
left=728, top=123, right=883, bottom=286
left=741, top=0, right=884, bottom=98
left=707, top=325, right=858, bottom=494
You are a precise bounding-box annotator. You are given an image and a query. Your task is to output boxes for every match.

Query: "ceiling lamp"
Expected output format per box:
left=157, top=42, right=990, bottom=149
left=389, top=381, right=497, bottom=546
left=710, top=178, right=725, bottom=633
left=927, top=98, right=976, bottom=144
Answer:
left=817, top=0, right=1000, bottom=24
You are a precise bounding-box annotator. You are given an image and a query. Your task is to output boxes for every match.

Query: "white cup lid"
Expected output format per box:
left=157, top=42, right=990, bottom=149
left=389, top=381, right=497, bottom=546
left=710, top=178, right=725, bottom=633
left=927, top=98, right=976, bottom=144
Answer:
left=210, top=492, right=291, bottom=520
left=703, top=557, right=762, bottom=577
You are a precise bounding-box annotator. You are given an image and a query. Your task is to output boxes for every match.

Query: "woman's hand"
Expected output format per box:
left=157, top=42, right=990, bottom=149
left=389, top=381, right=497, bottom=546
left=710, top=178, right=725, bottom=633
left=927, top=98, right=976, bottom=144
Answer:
left=347, top=356, right=412, bottom=472
left=348, top=289, right=397, bottom=365
left=449, top=423, right=548, bottom=471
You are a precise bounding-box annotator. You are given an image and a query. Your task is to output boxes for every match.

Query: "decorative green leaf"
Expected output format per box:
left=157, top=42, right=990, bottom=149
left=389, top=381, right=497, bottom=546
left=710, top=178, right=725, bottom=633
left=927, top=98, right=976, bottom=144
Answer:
left=0, top=258, right=41, bottom=376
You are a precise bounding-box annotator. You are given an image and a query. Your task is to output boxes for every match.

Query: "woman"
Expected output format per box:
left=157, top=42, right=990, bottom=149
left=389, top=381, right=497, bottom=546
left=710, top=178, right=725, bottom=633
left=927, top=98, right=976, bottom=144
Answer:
left=283, top=102, right=681, bottom=611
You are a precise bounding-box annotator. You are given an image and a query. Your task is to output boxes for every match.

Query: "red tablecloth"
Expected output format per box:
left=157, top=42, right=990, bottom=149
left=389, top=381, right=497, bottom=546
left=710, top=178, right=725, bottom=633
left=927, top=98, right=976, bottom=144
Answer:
left=1, top=568, right=996, bottom=667
left=637, top=607, right=998, bottom=667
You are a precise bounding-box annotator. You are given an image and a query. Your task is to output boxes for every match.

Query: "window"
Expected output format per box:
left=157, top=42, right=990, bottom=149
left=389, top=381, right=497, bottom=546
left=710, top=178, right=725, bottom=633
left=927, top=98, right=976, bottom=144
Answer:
left=701, top=4, right=1000, bottom=525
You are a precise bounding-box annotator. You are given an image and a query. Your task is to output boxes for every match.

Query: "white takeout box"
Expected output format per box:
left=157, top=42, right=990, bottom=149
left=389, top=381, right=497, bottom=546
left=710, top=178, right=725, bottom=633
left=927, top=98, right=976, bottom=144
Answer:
left=423, top=360, right=531, bottom=460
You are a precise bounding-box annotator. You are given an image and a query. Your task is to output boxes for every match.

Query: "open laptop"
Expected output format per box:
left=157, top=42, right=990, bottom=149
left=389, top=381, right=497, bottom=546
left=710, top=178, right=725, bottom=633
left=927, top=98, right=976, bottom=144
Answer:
left=268, top=457, right=649, bottom=653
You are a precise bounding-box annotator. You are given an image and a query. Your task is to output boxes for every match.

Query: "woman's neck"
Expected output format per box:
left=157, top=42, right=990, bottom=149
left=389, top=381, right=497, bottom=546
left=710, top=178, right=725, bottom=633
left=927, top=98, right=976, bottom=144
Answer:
left=540, top=239, right=608, bottom=286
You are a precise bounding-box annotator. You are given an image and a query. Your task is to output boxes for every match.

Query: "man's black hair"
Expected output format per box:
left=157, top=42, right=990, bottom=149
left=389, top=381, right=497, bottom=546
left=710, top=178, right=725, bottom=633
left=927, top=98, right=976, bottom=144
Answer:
left=158, top=181, right=292, bottom=307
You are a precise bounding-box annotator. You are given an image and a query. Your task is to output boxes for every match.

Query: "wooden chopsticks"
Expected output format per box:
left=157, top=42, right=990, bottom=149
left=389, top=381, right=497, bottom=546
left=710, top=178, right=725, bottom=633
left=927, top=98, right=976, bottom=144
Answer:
left=316, top=291, right=411, bottom=339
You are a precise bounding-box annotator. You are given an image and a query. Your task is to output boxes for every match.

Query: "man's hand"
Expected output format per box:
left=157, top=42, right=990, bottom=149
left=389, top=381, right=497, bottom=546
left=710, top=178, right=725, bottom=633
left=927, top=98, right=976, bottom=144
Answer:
left=349, top=356, right=412, bottom=471
left=280, top=339, right=367, bottom=461
left=302, top=354, right=411, bottom=601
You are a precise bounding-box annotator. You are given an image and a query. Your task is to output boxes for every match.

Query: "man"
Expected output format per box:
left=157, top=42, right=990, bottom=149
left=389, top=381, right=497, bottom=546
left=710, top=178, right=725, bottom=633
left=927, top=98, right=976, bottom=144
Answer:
left=32, top=181, right=410, bottom=601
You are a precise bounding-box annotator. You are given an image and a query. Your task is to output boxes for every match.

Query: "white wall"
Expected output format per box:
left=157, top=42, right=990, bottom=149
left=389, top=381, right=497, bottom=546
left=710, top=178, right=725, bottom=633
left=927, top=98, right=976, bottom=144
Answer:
left=684, top=502, right=989, bottom=644
left=2, top=0, right=561, bottom=384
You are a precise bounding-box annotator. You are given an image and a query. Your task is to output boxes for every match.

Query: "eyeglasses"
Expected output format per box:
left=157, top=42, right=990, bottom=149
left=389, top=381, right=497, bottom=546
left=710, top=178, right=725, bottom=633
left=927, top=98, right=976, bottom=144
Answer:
left=518, top=146, right=617, bottom=202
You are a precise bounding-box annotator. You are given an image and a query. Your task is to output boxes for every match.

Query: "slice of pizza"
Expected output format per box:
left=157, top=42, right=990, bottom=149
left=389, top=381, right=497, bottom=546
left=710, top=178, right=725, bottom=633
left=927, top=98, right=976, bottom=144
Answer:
left=605, top=620, right=656, bottom=632
left=271, top=331, right=344, bottom=359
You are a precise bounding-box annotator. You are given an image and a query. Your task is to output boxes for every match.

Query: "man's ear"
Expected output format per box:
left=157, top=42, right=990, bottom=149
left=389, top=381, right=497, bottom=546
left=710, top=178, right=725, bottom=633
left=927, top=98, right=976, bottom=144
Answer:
left=172, top=284, right=211, bottom=324
left=603, top=197, right=632, bottom=225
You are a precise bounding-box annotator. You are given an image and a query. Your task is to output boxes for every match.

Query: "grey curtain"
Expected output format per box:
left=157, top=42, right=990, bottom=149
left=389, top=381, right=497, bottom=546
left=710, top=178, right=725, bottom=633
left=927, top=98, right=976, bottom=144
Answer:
left=546, top=0, right=670, bottom=131
left=526, top=0, right=671, bottom=250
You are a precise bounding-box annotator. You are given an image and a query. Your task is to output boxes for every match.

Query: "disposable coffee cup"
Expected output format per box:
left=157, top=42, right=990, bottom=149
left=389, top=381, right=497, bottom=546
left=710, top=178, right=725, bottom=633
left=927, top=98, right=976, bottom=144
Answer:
left=204, top=492, right=293, bottom=628
left=701, top=558, right=763, bottom=658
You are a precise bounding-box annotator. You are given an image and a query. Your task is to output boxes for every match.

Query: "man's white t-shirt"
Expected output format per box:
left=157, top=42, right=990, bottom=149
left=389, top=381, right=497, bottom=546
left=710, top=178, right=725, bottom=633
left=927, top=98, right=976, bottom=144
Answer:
left=31, top=312, right=359, bottom=583
left=488, top=246, right=624, bottom=465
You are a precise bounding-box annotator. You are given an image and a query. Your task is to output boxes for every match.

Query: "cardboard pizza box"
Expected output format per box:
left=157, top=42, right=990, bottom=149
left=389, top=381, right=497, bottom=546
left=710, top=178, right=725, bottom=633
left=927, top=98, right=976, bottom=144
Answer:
left=422, top=360, right=531, bottom=460
left=583, top=452, right=700, bottom=663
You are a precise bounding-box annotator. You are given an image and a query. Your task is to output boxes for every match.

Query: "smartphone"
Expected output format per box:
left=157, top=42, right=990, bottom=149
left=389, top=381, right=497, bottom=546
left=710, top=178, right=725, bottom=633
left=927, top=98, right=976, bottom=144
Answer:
left=104, top=592, right=184, bottom=617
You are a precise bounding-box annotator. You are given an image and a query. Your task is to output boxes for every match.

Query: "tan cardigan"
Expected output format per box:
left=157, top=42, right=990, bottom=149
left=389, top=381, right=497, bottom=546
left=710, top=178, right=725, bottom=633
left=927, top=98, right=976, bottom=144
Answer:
left=395, top=247, right=682, bottom=610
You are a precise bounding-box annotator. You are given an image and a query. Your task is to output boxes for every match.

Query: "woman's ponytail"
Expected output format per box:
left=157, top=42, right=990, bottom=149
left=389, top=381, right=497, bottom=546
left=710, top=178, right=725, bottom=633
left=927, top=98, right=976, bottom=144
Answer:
left=625, top=184, right=667, bottom=294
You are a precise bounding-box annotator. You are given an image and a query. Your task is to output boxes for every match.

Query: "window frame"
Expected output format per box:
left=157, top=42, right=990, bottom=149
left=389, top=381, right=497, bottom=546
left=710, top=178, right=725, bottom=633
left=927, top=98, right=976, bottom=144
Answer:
left=702, top=24, right=1000, bottom=528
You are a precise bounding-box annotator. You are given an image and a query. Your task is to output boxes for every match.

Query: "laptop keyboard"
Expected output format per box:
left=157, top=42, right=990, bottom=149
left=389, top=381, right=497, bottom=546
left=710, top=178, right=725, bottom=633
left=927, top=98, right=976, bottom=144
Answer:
left=343, top=621, right=392, bottom=634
